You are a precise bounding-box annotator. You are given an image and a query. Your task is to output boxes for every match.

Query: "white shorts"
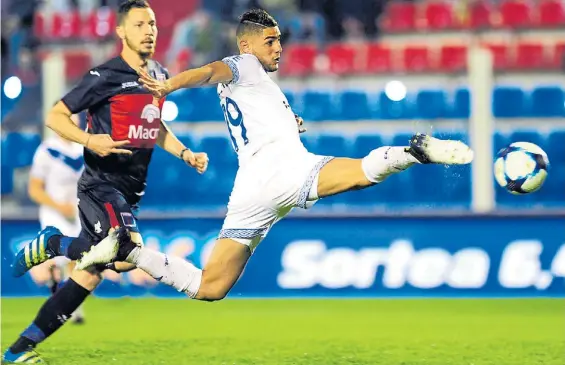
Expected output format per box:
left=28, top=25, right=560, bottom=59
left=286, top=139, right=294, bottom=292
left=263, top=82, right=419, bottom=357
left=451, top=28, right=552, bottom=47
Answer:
left=218, top=147, right=334, bottom=252
left=40, top=209, right=81, bottom=266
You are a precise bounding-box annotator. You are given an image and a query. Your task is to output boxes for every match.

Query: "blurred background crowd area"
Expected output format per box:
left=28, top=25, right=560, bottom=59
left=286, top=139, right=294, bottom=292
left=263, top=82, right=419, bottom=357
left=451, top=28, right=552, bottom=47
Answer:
left=1, top=0, right=564, bottom=215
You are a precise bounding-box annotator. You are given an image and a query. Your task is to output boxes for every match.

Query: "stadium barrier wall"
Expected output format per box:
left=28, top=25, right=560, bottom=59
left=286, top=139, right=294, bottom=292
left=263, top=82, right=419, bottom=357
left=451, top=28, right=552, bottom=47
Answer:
left=2, top=216, right=564, bottom=298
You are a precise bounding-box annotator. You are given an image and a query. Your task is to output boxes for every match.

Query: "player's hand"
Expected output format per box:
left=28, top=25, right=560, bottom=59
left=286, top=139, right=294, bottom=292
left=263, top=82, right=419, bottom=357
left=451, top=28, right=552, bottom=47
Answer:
left=138, top=68, right=171, bottom=99
left=86, top=134, right=132, bottom=157
left=183, top=150, right=209, bottom=174
left=296, top=114, right=307, bottom=134
left=57, top=203, right=76, bottom=220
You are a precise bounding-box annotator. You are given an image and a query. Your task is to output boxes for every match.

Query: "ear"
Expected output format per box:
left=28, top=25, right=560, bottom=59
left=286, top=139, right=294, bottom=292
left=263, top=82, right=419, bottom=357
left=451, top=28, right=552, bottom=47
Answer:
left=116, top=25, right=125, bottom=40
left=239, top=39, right=252, bottom=54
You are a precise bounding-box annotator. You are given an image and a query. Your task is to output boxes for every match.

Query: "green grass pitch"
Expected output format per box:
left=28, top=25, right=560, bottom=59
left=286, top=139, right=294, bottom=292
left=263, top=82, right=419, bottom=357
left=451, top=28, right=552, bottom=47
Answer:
left=2, top=298, right=563, bottom=365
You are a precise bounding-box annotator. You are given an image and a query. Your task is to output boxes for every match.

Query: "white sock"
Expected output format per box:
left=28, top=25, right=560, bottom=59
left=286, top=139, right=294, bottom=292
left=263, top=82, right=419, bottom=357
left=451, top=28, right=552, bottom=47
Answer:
left=126, top=247, right=202, bottom=298
left=362, top=146, right=419, bottom=183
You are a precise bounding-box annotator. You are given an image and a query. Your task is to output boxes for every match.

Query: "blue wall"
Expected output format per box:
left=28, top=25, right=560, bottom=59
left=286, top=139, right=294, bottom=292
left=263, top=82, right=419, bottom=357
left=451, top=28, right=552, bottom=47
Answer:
left=2, top=215, right=564, bottom=298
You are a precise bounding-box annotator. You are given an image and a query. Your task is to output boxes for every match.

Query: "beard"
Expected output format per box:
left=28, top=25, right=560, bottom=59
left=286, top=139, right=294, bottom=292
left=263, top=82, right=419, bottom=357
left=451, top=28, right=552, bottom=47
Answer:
left=125, top=36, right=153, bottom=59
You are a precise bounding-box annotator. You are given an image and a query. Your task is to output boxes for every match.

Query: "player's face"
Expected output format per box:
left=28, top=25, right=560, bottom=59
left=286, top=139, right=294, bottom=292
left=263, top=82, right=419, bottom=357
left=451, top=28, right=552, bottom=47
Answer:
left=121, top=8, right=158, bottom=58
left=251, top=27, right=282, bottom=72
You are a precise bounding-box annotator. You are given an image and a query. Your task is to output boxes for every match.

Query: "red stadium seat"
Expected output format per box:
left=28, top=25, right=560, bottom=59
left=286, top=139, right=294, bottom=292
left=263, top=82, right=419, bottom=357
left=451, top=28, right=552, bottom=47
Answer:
left=381, top=2, right=416, bottom=32
left=514, top=42, right=545, bottom=70
left=500, top=0, right=532, bottom=28
left=425, top=2, right=455, bottom=30
left=52, top=11, right=81, bottom=39
left=483, top=44, right=510, bottom=70
left=279, top=44, right=317, bottom=76
left=86, top=8, right=117, bottom=39
left=64, top=52, right=92, bottom=81
left=550, top=42, right=565, bottom=69
left=403, top=46, right=431, bottom=72
left=326, top=44, right=357, bottom=75
left=538, top=0, right=565, bottom=27
left=365, top=44, right=392, bottom=73
left=439, top=45, right=467, bottom=72
left=33, top=12, right=46, bottom=38
left=468, top=1, right=493, bottom=29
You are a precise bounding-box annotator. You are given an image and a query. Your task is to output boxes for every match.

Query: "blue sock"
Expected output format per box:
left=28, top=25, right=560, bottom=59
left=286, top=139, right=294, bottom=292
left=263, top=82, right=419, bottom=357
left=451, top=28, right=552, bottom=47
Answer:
left=47, top=236, right=94, bottom=260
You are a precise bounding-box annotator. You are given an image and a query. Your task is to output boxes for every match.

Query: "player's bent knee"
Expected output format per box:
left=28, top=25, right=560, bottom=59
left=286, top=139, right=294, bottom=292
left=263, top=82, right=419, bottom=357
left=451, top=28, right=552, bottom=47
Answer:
left=71, top=266, right=102, bottom=290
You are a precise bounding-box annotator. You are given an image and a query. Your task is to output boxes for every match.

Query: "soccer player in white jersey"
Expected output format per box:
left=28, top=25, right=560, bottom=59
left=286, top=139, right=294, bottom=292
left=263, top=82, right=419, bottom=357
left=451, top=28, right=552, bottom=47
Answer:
left=28, top=114, right=86, bottom=323
left=76, top=9, right=474, bottom=302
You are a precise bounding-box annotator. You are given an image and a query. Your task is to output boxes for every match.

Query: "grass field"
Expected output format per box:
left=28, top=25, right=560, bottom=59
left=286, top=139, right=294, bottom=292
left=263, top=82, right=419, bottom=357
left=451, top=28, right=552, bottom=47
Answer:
left=1, top=298, right=564, bottom=365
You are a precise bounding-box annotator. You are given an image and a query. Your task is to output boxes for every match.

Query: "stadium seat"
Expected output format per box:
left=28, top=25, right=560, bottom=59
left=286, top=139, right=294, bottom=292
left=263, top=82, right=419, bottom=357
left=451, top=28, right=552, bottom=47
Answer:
left=326, top=44, right=357, bottom=75
left=353, top=134, right=384, bottom=158
left=302, top=91, right=333, bottom=121
left=402, top=46, right=431, bottom=72
left=538, top=0, right=565, bottom=27
left=381, top=2, right=416, bottom=32
left=449, top=88, right=470, bottom=119
left=337, top=91, right=371, bottom=120
left=514, top=42, right=545, bottom=70
left=483, top=44, right=510, bottom=70
left=425, top=2, right=455, bottom=30
left=199, top=136, right=234, bottom=164
left=86, top=8, right=117, bottom=39
left=416, top=90, right=447, bottom=119
left=509, top=131, right=544, bottom=149
left=531, top=87, right=565, bottom=117
left=33, top=12, right=46, bottom=38
left=499, top=0, right=532, bottom=28
left=279, top=44, right=317, bottom=76
left=493, top=87, right=527, bottom=118
left=315, top=135, right=349, bottom=157
left=1, top=166, right=13, bottom=195
left=365, top=44, right=392, bottom=73
left=183, top=87, right=223, bottom=121
left=493, top=132, right=509, bottom=154
left=551, top=42, right=565, bottom=69
left=5, top=133, right=41, bottom=168
left=52, top=11, right=81, bottom=39
left=378, top=92, right=413, bottom=120
left=546, top=130, right=565, bottom=163
left=439, top=45, right=467, bottom=72
left=468, top=1, right=493, bottom=29
left=64, top=52, right=92, bottom=81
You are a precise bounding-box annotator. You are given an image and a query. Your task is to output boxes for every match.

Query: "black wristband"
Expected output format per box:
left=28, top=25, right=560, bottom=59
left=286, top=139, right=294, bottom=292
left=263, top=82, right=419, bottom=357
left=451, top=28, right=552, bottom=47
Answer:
left=179, top=148, right=190, bottom=160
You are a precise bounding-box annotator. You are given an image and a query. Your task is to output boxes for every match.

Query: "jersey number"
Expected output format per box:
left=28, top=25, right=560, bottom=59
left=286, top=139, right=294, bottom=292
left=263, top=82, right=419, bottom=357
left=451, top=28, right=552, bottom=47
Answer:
left=221, top=97, right=248, bottom=152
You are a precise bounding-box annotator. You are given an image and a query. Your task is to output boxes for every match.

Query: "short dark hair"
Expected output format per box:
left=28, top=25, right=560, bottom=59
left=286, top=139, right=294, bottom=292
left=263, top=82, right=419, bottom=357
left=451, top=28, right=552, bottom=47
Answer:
left=236, top=9, right=278, bottom=38
left=118, top=0, right=150, bottom=24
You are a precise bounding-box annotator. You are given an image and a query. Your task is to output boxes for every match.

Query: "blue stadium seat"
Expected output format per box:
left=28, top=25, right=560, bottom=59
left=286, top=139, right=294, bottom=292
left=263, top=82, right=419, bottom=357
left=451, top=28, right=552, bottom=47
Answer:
left=199, top=136, right=234, bottom=164
left=493, top=87, right=528, bottom=118
left=300, top=134, right=318, bottom=152
left=547, top=131, right=565, bottom=163
left=283, top=90, right=295, bottom=109
left=378, top=92, right=414, bottom=120
left=1, top=166, right=13, bottom=194
left=509, top=131, right=544, bottom=148
left=338, top=91, right=371, bottom=120
left=173, top=87, right=223, bottom=122
left=416, top=90, right=447, bottom=119
left=315, top=135, right=349, bottom=157
left=531, top=87, right=564, bottom=117
left=302, top=91, right=333, bottom=121
left=448, top=88, right=470, bottom=119
left=5, top=133, right=41, bottom=168
left=494, top=132, right=509, bottom=154
left=353, top=134, right=384, bottom=158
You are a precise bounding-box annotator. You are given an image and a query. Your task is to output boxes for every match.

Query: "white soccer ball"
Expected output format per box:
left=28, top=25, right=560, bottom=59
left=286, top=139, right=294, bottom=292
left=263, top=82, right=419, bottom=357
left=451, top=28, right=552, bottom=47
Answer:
left=494, top=142, right=550, bottom=195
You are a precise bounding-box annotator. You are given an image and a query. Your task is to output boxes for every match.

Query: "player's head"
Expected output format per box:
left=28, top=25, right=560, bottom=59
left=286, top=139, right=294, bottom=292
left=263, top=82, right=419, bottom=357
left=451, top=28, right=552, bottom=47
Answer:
left=116, top=0, right=157, bottom=59
left=236, top=9, right=281, bottom=72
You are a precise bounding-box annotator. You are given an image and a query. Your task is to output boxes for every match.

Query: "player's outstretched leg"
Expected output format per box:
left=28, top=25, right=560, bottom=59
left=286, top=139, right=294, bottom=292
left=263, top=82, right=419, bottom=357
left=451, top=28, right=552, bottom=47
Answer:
left=76, top=227, right=250, bottom=301
left=11, top=226, right=100, bottom=277
left=315, top=133, right=474, bottom=199
left=3, top=268, right=103, bottom=364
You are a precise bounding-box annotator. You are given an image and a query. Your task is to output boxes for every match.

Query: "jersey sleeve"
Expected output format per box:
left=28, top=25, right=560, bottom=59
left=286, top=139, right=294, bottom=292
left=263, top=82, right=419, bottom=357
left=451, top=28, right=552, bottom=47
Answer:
left=61, top=68, right=110, bottom=113
left=221, top=54, right=263, bottom=86
left=29, top=145, right=50, bottom=181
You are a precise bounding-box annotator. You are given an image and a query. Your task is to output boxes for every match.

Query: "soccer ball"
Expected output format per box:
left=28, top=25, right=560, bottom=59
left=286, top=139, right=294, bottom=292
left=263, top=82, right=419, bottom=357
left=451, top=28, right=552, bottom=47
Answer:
left=494, top=142, right=550, bottom=195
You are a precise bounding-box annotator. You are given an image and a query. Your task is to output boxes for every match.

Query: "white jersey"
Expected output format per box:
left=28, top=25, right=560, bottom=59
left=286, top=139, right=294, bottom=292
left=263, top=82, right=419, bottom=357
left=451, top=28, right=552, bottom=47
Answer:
left=30, top=137, right=83, bottom=235
left=218, top=54, right=306, bottom=165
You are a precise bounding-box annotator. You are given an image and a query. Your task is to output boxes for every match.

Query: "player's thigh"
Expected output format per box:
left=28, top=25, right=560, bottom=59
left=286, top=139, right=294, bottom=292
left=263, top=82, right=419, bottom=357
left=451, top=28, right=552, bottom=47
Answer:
left=317, top=157, right=373, bottom=198
left=199, top=238, right=251, bottom=297
left=78, top=188, right=143, bottom=246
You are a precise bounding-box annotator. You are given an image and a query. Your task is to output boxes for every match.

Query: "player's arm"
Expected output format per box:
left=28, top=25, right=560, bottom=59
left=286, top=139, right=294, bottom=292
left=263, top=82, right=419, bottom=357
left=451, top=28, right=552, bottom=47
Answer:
left=157, top=121, right=208, bottom=174
left=46, top=102, right=91, bottom=146
left=139, top=61, right=233, bottom=98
